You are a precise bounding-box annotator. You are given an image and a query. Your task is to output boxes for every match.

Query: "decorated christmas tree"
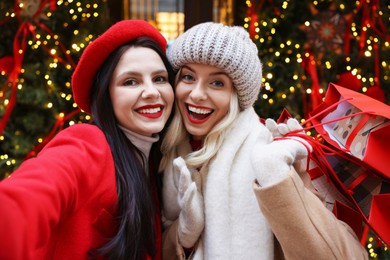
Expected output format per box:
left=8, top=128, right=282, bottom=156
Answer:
left=0, top=0, right=111, bottom=179
left=242, top=0, right=389, bottom=121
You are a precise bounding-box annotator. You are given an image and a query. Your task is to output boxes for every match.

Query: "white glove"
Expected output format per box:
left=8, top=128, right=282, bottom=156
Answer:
left=251, top=137, right=311, bottom=186
left=174, top=157, right=204, bottom=248
left=265, top=118, right=303, bottom=138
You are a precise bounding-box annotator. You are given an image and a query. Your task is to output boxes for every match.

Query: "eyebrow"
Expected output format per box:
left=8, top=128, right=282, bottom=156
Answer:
left=117, top=69, right=168, bottom=78
left=182, top=65, right=229, bottom=77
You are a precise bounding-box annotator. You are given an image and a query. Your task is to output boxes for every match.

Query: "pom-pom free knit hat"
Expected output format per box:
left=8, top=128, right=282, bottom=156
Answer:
left=167, top=22, right=262, bottom=109
left=72, top=20, right=167, bottom=114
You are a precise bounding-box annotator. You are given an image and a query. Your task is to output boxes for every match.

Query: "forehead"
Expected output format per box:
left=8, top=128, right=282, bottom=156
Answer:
left=113, top=47, right=166, bottom=74
left=183, top=63, right=229, bottom=76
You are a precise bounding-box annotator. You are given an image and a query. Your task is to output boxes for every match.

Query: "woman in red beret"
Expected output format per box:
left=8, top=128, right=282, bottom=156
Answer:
left=0, top=20, right=174, bottom=259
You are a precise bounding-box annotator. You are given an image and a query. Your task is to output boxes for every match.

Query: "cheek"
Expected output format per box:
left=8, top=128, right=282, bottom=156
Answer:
left=175, top=83, right=188, bottom=100
left=110, top=87, right=138, bottom=112
left=162, top=87, right=175, bottom=108
left=215, top=91, right=232, bottom=112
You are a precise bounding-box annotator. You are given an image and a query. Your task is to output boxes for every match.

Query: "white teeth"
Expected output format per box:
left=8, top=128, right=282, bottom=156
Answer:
left=188, top=105, right=212, bottom=114
left=138, top=107, right=161, bottom=114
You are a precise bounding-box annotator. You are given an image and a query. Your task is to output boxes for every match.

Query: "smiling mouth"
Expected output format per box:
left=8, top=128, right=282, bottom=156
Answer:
left=137, top=105, right=164, bottom=119
left=187, top=104, right=213, bottom=122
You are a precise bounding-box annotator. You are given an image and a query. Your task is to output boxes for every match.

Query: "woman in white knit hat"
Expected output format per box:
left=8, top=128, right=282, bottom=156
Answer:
left=160, top=22, right=367, bottom=259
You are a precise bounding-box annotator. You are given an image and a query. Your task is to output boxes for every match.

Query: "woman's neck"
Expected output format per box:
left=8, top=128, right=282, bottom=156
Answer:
left=118, top=125, right=159, bottom=159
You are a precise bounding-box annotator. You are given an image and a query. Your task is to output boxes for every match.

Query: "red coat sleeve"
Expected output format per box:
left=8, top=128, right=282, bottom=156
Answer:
left=0, top=124, right=116, bottom=259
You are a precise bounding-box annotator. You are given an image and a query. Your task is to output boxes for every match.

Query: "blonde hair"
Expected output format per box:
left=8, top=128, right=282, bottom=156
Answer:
left=159, top=90, right=240, bottom=171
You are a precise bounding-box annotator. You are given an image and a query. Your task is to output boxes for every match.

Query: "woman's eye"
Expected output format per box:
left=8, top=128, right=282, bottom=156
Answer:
left=181, top=74, right=194, bottom=81
left=211, top=80, right=224, bottom=87
left=154, top=76, right=167, bottom=83
left=123, top=79, right=137, bottom=86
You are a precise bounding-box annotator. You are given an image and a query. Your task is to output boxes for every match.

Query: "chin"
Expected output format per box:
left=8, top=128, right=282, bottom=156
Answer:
left=146, top=125, right=165, bottom=135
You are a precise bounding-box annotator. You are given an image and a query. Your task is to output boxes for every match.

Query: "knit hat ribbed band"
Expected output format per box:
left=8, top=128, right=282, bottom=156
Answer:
left=167, top=22, right=262, bottom=109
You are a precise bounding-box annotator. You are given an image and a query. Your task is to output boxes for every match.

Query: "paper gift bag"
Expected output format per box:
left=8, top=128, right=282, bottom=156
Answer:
left=309, top=83, right=390, bottom=180
left=324, top=103, right=388, bottom=159
left=309, top=151, right=390, bottom=245
left=273, top=103, right=390, bottom=244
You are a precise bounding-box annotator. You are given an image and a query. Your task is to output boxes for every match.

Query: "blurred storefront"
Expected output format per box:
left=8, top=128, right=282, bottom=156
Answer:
left=119, top=0, right=236, bottom=42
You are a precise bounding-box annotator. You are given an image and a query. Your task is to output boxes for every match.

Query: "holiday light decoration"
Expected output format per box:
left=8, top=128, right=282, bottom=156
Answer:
left=0, top=0, right=109, bottom=177
left=244, top=0, right=389, bottom=120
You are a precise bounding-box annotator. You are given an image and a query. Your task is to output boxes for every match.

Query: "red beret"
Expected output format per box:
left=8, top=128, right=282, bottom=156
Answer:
left=72, top=20, right=167, bottom=114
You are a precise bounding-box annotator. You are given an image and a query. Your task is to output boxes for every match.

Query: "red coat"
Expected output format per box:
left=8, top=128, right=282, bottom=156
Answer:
left=0, top=124, right=161, bottom=259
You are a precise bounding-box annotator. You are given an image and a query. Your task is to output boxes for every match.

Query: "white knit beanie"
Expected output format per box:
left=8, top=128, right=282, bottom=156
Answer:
left=167, top=22, right=262, bottom=109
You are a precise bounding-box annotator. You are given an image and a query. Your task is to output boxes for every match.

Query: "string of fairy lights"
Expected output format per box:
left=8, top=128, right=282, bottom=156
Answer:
left=243, top=0, right=390, bottom=109
left=1, top=0, right=104, bottom=173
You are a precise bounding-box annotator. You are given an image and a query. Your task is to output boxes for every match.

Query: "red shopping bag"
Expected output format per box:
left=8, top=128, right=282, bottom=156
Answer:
left=307, top=149, right=390, bottom=245
left=302, top=83, right=390, bottom=245
left=308, top=83, right=390, bottom=180
left=275, top=84, right=390, bottom=244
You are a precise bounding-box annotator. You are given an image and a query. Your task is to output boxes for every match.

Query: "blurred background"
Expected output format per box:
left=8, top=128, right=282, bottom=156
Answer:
left=0, top=1, right=389, bottom=257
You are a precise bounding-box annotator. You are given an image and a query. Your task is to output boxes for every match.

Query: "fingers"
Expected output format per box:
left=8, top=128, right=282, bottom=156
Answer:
left=173, top=156, right=186, bottom=170
left=265, top=118, right=282, bottom=138
left=180, top=182, right=196, bottom=209
left=286, top=136, right=312, bottom=153
left=178, top=163, right=192, bottom=201
left=178, top=182, right=204, bottom=248
left=266, top=118, right=303, bottom=137
left=282, top=138, right=310, bottom=162
left=265, top=118, right=278, bottom=132
left=276, top=123, right=289, bottom=136
left=286, top=118, right=303, bottom=132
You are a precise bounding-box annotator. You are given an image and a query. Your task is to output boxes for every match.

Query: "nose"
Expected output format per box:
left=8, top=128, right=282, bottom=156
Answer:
left=189, top=81, right=207, bottom=102
left=142, top=81, right=160, bottom=99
